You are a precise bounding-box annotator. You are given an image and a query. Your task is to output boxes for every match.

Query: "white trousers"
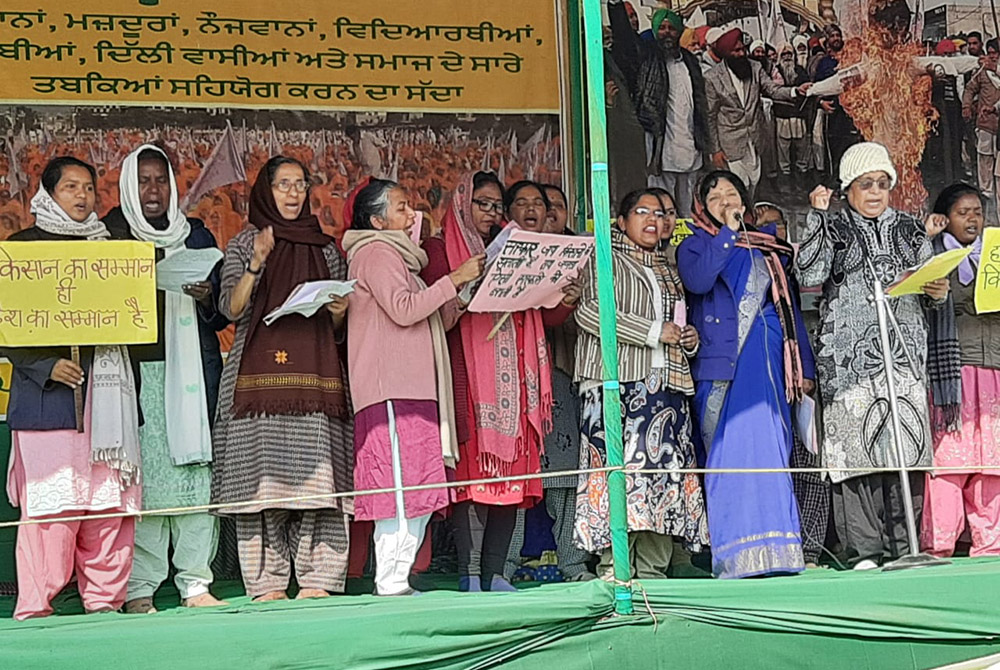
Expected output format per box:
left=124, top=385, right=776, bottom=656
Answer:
left=374, top=514, right=431, bottom=595
left=373, top=399, right=429, bottom=596
left=128, top=513, right=219, bottom=599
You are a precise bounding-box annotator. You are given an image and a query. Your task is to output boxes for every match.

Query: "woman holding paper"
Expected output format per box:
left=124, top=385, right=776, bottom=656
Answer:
left=342, top=178, right=482, bottom=596
left=2, top=156, right=140, bottom=620
left=212, top=156, right=353, bottom=601
left=103, top=145, right=229, bottom=613
left=575, top=189, right=709, bottom=580
left=678, top=170, right=814, bottom=579
left=921, top=183, right=1000, bottom=557
left=422, top=171, right=574, bottom=592
left=797, top=142, right=946, bottom=570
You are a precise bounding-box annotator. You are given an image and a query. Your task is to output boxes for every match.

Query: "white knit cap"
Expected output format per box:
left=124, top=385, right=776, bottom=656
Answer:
left=706, top=27, right=724, bottom=45
left=749, top=39, right=765, bottom=53
left=839, top=142, right=897, bottom=189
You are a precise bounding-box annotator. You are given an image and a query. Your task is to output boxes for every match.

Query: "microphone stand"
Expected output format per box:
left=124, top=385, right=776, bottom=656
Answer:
left=866, top=256, right=950, bottom=571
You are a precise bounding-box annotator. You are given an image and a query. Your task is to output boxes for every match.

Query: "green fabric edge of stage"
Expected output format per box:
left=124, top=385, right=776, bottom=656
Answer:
left=0, top=558, right=997, bottom=670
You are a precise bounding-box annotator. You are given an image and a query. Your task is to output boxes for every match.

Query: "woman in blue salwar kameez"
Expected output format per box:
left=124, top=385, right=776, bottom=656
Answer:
left=677, top=171, right=816, bottom=578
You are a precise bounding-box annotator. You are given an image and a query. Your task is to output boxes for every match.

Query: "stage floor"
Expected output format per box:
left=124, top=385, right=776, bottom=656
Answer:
left=0, top=558, right=998, bottom=670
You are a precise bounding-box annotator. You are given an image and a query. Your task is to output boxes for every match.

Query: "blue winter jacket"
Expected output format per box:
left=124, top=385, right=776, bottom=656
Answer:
left=676, top=224, right=816, bottom=383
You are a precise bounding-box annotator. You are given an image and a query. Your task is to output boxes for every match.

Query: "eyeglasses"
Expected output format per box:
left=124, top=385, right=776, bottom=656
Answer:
left=855, top=178, right=892, bottom=192
left=472, top=198, right=503, bottom=214
left=633, top=206, right=667, bottom=219
left=272, top=179, right=309, bottom=193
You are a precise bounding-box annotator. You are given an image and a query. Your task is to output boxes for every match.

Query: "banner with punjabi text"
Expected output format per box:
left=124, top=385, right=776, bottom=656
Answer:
left=0, top=241, right=158, bottom=346
left=0, top=2, right=559, bottom=113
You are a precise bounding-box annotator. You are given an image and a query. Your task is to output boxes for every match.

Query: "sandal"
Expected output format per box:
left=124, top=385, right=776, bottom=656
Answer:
left=124, top=597, right=157, bottom=615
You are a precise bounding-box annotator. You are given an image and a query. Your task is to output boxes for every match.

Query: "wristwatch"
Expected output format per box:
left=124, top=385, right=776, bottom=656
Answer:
left=245, top=261, right=262, bottom=276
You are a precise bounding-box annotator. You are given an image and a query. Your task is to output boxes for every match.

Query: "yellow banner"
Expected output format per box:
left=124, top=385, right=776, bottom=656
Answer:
left=0, top=359, right=10, bottom=419
left=0, top=241, right=158, bottom=346
left=976, top=229, right=1000, bottom=313
left=0, top=2, right=559, bottom=112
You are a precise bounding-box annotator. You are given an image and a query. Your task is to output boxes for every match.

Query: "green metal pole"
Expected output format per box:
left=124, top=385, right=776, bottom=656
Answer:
left=566, top=0, right=589, bottom=232
left=579, top=0, right=633, bottom=616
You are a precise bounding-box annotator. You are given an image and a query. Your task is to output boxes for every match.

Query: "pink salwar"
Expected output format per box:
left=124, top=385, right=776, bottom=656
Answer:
left=7, top=398, right=140, bottom=621
left=923, top=366, right=1000, bottom=557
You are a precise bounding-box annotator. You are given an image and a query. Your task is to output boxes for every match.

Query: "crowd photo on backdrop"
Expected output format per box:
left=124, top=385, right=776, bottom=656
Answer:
left=1, top=0, right=1000, bottom=667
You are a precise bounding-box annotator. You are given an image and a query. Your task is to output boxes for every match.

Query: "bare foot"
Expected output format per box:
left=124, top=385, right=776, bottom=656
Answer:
left=86, top=606, right=117, bottom=615
left=252, top=590, right=288, bottom=603
left=183, top=593, right=229, bottom=608
left=295, top=588, right=329, bottom=600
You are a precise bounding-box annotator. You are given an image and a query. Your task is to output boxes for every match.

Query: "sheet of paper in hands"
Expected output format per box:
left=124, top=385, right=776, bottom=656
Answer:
left=457, top=223, right=520, bottom=305
left=886, top=246, right=970, bottom=297
left=264, top=279, right=357, bottom=326
left=467, top=230, right=594, bottom=313
left=155, top=247, right=224, bottom=293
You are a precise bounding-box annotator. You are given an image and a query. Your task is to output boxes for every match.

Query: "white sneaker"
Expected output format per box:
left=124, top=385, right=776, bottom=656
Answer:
left=853, top=559, right=879, bottom=571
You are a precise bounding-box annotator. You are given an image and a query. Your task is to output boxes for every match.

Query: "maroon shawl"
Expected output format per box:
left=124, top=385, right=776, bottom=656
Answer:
left=231, top=168, right=348, bottom=419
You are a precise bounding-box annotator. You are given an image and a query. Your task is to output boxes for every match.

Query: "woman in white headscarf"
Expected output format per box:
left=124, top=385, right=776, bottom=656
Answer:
left=1, top=156, right=141, bottom=620
left=102, top=145, right=229, bottom=613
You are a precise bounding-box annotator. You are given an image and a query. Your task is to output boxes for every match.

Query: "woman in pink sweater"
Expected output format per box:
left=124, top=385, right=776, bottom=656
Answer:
left=342, top=179, right=483, bottom=596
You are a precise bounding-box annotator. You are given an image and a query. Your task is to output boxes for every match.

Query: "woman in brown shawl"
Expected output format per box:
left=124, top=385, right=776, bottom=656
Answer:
left=211, top=156, right=353, bottom=601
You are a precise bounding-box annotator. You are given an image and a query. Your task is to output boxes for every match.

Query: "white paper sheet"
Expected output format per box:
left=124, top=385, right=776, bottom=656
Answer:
left=155, top=247, right=224, bottom=294
left=263, top=279, right=357, bottom=326
left=794, top=394, right=818, bottom=456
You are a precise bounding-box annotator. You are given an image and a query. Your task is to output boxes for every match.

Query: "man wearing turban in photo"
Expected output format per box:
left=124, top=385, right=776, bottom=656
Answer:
left=607, top=0, right=708, bottom=217
left=704, top=28, right=812, bottom=197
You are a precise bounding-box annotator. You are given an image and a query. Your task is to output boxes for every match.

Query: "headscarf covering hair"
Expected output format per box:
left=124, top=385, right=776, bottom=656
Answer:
left=231, top=160, right=347, bottom=419
left=935, top=39, right=958, bottom=56
left=749, top=39, right=765, bottom=54
left=29, top=182, right=141, bottom=486
left=714, top=28, right=743, bottom=58
left=118, top=144, right=211, bottom=466
left=690, top=171, right=805, bottom=402
left=822, top=23, right=842, bottom=40
left=441, top=172, right=552, bottom=477
left=651, top=8, right=684, bottom=35
left=120, top=144, right=190, bottom=248
left=337, top=176, right=372, bottom=255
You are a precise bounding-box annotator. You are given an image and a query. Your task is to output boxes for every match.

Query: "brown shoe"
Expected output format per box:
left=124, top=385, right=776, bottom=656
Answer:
left=182, top=593, right=229, bottom=608
left=124, top=597, right=157, bottom=615
left=295, top=588, right=329, bottom=600
left=251, top=590, right=288, bottom=603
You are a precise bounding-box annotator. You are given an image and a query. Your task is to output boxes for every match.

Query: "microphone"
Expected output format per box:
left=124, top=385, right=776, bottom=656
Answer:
left=732, top=210, right=744, bottom=228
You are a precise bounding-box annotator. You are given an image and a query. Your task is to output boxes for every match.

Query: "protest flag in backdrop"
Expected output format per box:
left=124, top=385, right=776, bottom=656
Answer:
left=181, top=121, right=247, bottom=212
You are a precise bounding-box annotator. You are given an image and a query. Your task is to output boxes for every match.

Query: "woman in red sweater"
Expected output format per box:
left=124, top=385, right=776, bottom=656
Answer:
left=422, top=171, right=576, bottom=592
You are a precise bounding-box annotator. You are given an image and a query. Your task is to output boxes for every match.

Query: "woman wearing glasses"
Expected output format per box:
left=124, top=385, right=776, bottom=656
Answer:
left=575, top=189, right=709, bottom=580
left=422, top=171, right=575, bottom=592
left=678, top=170, right=815, bottom=579
left=212, top=156, right=353, bottom=601
left=797, top=142, right=948, bottom=570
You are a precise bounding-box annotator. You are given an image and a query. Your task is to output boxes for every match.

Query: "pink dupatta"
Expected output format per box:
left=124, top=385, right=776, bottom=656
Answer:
left=441, top=174, right=552, bottom=477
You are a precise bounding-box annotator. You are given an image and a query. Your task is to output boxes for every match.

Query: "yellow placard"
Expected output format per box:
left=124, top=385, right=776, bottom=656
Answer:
left=887, top=246, right=971, bottom=298
left=0, top=241, right=158, bottom=346
left=976, top=228, right=1000, bottom=313
left=0, top=358, right=10, bottom=419
left=0, top=2, right=559, bottom=112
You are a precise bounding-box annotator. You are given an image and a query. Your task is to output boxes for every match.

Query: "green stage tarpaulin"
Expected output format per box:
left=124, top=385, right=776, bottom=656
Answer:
left=0, top=559, right=998, bottom=669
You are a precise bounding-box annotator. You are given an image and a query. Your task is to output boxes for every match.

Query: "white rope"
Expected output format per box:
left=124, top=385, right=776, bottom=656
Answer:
left=3, top=463, right=999, bottom=528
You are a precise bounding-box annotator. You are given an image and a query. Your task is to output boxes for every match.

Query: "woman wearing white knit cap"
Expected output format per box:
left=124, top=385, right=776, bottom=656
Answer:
left=796, top=142, right=949, bottom=571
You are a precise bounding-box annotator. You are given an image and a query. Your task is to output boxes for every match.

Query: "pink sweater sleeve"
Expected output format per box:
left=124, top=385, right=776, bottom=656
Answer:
left=359, top=244, right=457, bottom=327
